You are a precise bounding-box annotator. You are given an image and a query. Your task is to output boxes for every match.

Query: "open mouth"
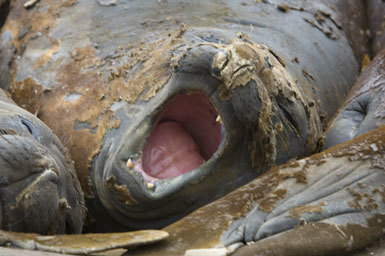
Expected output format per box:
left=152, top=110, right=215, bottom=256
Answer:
left=133, top=92, right=223, bottom=182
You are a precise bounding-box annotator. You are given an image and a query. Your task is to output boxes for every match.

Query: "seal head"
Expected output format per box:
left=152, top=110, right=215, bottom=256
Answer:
left=0, top=98, right=84, bottom=234
left=89, top=31, right=321, bottom=231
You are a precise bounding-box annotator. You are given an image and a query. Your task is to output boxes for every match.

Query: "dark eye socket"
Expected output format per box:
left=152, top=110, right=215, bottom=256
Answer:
left=19, top=116, right=40, bottom=141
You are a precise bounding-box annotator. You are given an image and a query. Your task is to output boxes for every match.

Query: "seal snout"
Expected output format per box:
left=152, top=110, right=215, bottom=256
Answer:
left=135, top=92, right=223, bottom=181
left=0, top=135, right=64, bottom=234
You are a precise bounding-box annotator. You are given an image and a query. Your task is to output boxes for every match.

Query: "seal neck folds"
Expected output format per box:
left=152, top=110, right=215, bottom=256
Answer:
left=134, top=92, right=222, bottom=181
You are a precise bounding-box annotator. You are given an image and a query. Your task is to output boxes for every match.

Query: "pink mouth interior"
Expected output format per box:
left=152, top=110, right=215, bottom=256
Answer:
left=137, top=92, right=222, bottom=181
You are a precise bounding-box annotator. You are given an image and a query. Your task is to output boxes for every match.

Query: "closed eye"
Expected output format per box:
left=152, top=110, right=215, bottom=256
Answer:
left=278, top=103, right=296, bottom=127
left=19, top=116, right=40, bottom=141
left=277, top=101, right=300, bottom=135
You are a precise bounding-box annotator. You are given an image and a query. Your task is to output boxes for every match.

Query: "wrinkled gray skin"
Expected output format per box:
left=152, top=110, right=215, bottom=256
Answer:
left=324, top=0, right=385, bottom=149
left=223, top=127, right=385, bottom=256
left=222, top=38, right=385, bottom=255
left=0, top=2, right=379, bottom=255
left=0, top=90, right=84, bottom=235
left=221, top=1, right=385, bottom=252
left=324, top=51, right=385, bottom=149
left=0, top=0, right=367, bottom=233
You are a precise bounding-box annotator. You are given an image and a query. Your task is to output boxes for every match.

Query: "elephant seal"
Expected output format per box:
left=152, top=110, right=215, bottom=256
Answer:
left=0, top=89, right=84, bottom=235
left=0, top=0, right=368, bottom=232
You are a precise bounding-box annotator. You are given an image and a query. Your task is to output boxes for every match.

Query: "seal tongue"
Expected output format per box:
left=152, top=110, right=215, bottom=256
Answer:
left=142, top=121, right=204, bottom=179
left=139, top=92, right=222, bottom=181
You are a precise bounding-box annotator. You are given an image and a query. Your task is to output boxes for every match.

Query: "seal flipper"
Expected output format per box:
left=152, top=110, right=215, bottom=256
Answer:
left=231, top=214, right=385, bottom=256
left=222, top=127, right=385, bottom=255
left=222, top=149, right=385, bottom=246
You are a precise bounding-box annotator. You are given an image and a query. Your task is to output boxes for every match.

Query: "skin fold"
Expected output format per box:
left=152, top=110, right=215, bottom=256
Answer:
left=0, top=89, right=84, bottom=235
left=228, top=129, right=385, bottom=256
left=0, top=0, right=368, bottom=233
left=324, top=50, right=385, bottom=149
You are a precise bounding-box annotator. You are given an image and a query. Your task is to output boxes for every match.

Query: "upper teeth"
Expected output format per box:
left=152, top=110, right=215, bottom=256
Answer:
left=216, top=115, right=223, bottom=123
left=147, top=182, right=155, bottom=190
left=126, top=159, right=134, bottom=168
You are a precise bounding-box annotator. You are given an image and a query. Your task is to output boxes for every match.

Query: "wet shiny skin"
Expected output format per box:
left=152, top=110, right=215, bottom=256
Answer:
left=142, top=121, right=205, bottom=179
